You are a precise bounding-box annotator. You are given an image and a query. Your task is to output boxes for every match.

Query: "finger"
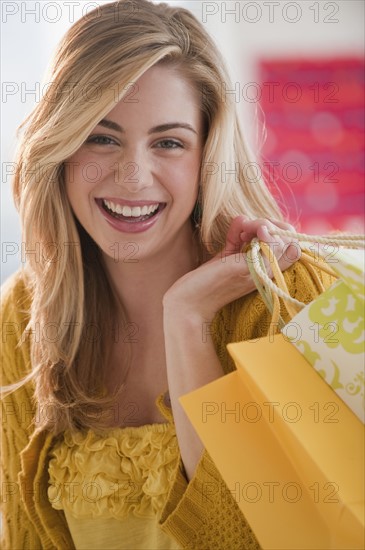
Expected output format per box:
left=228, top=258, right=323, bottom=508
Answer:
left=239, top=218, right=301, bottom=266
left=243, top=218, right=295, bottom=236
left=267, top=218, right=296, bottom=232
left=283, top=241, right=302, bottom=262
left=245, top=220, right=295, bottom=270
left=222, top=216, right=248, bottom=255
left=253, top=221, right=286, bottom=259
left=266, top=219, right=301, bottom=262
left=262, top=220, right=299, bottom=259
left=257, top=223, right=280, bottom=243
left=240, top=217, right=283, bottom=243
left=276, top=246, right=301, bottom=272
left=239, top=219, right=267, bottom=244
left=262, top=238, right=301, bottom=270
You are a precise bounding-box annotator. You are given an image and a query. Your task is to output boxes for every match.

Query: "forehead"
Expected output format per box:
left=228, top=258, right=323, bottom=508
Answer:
left=105, top=65, right=202, bottom=129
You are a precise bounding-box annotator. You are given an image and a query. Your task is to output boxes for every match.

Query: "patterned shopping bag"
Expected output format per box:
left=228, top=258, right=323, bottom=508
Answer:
left=284, top=249, right=364, bottom=422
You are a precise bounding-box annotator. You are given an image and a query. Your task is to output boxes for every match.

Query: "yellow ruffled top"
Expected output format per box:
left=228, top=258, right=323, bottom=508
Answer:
left=47, top=420, right=181, bottom=549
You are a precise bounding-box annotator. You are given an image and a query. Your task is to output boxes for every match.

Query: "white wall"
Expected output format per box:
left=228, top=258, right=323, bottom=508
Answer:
left=1, top=0, right=364, bottom=283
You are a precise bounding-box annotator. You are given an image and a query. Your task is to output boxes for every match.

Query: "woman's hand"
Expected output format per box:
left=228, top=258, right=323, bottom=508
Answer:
left=163, top=216, right=300, bottom=480
left=163, top=215, right=300, bottom=322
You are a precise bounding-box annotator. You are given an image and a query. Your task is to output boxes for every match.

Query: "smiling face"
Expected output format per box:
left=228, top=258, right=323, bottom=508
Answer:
left=65, top=64, right=204, bottom=263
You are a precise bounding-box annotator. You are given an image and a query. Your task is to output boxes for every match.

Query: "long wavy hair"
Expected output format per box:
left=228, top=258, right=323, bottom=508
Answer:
left=8, top=0, right=283, bottom=432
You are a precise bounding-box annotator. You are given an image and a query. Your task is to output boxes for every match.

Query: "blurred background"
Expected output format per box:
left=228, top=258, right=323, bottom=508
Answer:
left=1, top=0, right=364, bottom=283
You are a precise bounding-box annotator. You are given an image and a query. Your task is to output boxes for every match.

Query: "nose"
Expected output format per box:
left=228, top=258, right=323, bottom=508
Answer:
left=113, top=147, right=154, bottom=193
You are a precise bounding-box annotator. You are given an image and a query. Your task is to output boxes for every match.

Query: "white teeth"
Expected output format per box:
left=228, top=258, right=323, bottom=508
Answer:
left=148, top=205, right=158, bottom=214
left=103, top=200, right=159, bottom=217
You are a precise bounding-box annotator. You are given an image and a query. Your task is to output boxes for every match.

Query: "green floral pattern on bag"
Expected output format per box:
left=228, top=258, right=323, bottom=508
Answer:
left=332, top=261, right=365, bottom=301
left=285, top=249, right=364, bottom=423
left=295, top=340, right=364, bottom=409
left=308, top=282, right=364, bottom=354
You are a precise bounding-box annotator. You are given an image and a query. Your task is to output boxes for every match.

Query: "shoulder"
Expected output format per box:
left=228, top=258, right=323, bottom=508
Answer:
left=1, top=268, right=32, bottom=317
left=211, top=256, right=335, bottom=374
left=281, top=252, right=335, bottom=307
left=1, top=269, right=33, bottom=385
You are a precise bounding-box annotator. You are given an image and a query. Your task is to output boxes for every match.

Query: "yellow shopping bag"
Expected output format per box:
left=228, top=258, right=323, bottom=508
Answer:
left=180, top=334, right=364, bottom=550
left=180, top=234, right=365, bottom=550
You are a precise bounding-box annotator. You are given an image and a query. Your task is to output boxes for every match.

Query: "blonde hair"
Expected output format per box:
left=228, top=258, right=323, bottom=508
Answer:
left=9, top=0, right=283, bottom=432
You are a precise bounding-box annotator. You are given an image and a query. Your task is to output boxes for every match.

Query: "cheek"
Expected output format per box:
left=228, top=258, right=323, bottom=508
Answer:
left=64, top=158, right=94, bottom=219
left=168, top=176, right=199, bottom=211
left=167, top=155, right=201, bottom=196
left=64, top=154, right=110, bottom=199
left=64, top=161, right=78, bottom=203
left=184, top=159, right=201, bottom=199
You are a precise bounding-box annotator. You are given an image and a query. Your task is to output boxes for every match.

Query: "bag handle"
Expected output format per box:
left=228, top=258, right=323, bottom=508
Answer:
left=245, top=231, right=365, bottom=328
left=269, top=229, right=365, bottom=248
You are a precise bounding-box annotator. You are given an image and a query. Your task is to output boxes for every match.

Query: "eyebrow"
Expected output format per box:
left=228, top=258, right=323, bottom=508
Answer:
left=98, top=119, right=197, bottom=135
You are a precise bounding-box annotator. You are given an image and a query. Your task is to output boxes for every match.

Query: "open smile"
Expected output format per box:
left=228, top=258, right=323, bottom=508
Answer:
left=95, top=198, right=167, bottom=233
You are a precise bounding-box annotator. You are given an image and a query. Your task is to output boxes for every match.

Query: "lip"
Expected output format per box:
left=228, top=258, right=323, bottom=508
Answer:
left=95, top=198, right=166, bottom=234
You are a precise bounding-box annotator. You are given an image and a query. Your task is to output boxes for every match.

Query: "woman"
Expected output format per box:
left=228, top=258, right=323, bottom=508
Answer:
left=1, top=1, right=332, bottom=548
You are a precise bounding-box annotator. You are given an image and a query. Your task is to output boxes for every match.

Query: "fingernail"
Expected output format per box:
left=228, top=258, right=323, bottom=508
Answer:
left=260, top=225, right=268, bottom=234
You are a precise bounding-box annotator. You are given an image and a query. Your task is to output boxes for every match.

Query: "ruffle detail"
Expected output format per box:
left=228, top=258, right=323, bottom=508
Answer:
left=48, top=422, right=179, bottom=520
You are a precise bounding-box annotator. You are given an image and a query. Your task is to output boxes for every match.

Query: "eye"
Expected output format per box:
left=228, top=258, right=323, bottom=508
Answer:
left=155, top=139, right=183, bottom=149
left=85, top=135, right=119, bottom=146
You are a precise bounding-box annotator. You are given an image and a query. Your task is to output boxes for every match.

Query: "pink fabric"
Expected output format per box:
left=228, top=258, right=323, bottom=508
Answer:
left=259, top=57, right=364, bottom=233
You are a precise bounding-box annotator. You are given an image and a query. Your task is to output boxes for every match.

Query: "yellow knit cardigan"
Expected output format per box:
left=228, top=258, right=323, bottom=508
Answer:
left=0, top=261, right=332, bottom=550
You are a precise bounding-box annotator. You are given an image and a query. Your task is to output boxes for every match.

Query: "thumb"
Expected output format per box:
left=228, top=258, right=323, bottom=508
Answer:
left=222, top=216, right=248, bottom=256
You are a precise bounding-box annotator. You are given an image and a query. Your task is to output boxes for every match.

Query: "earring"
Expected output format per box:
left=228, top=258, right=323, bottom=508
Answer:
left=191, top=198, right=202, bottom=229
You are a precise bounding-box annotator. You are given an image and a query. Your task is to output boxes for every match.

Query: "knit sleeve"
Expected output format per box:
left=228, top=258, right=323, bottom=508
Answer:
left=159, top=257, right=335, bottom=549
left=159, top=451, right=260, bottom=549
left=0, top=272, right=42, bottom=550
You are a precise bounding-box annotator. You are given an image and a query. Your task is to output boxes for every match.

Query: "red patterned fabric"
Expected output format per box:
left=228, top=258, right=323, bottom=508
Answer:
left=259, top=58, right=364, bottom=233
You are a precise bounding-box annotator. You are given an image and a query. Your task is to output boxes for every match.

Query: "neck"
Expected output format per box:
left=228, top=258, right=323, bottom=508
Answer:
left=102, top=224, right=200, bottom=324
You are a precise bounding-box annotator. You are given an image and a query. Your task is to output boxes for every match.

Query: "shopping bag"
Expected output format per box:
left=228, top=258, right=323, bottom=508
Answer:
left=180, top=334, right=365, bottom=550
left=180, top=232, right=365, bottom=549
left=283, top=248, right=364, bottom=422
